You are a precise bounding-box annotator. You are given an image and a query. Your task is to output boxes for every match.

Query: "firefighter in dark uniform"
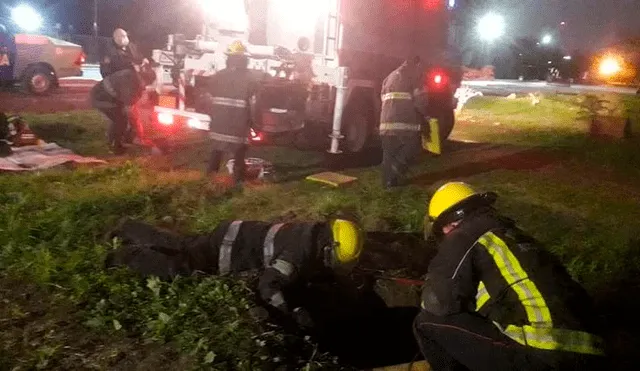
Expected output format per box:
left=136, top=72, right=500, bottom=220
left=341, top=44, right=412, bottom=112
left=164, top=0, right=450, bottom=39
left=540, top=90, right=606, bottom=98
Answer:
left=379, top=56, right=428, bottom=189
left=90, top=64, right=156, bottom=154
left=202, top=40, right=258, bottom=186
left=104, top=217, right=364, bottom=327
left=415, top=182, right=606, bottom=371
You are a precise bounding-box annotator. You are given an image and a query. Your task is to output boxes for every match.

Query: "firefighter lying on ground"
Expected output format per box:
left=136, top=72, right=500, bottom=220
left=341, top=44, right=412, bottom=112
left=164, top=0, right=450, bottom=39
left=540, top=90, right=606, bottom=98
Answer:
left=90, top=63, right=156, bottom=154
left=414, top=182, right=606, bottom=371
left=104, top=217, right=363, bottom=328
left=379, top=56, right=429, bottom=189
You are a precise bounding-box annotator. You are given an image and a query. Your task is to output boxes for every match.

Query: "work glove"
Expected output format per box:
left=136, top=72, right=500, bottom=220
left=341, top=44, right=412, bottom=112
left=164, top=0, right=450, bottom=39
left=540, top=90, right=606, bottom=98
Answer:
left=292, top=307, right=315, bottom=329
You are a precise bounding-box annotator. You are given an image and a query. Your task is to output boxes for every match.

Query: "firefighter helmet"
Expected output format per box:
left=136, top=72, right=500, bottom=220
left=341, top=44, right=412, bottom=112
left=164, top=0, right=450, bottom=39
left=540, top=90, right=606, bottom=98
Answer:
left=225, top=40, right=249, bottom=56
left=426, top=182, right=497, bottom=237
left=329, top=219, right=364, bottom=265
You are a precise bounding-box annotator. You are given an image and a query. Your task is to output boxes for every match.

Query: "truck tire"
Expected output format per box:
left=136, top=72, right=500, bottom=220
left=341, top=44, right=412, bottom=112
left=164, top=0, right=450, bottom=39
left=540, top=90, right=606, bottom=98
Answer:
left=23, top=66, right=56, bottom=95
left=435, top=109, right=455, bottom=141
left=341, top=98, right=374, bottom=153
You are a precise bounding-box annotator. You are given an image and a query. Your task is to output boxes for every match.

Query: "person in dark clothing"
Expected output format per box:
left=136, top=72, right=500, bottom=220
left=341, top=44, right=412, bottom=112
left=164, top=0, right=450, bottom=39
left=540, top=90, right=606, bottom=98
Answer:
left=414, top=182, right=606, bottom=371
left=100, top=28, right=146, bottom=78
left=0, top=24, right=16, bottom=87
left=100, top=28, right=148, bottom=144
left=90, top=65, right=156, bottom=154
left=201, top=40, right=258, bottom=186
left=104, top=217, right=364, bottom=327
left=379, top=56, right=428, bottom=189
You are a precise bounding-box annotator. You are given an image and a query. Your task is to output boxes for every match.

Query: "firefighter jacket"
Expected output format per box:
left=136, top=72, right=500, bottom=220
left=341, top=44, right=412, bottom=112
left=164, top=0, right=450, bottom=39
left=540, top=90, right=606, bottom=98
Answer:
left=203, top=67, right=258, bottom=152
left=379, top=62, right=428, bottom=136
left=420, top=208, right=605, bottom=357
left=90, top=69, right=146, bottom=110
left=100, top=41, right=143, bottom=78
left=105, top=219, right=333, bottom=314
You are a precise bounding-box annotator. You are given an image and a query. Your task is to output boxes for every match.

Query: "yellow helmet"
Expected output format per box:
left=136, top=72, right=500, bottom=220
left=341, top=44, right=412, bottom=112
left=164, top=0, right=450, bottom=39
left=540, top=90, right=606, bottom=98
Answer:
left=226, top=40, right=249, bottom=56
left=329, top=219, right=364, bottom=265
left=426, top=182, right=497, bottom=237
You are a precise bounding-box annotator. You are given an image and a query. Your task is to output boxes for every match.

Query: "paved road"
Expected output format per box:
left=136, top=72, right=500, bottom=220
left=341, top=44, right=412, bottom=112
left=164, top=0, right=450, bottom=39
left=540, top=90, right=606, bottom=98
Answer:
left=463, top=80, right=638, bottom=96
left=2, top=65, right=638, bottom=114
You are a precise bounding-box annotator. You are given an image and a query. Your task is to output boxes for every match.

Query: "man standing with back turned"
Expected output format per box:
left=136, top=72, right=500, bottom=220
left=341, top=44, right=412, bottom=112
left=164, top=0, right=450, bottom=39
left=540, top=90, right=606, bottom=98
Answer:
left=379, top=56, right=428, bottom=189
left=202, top=40, right=257, bottom=188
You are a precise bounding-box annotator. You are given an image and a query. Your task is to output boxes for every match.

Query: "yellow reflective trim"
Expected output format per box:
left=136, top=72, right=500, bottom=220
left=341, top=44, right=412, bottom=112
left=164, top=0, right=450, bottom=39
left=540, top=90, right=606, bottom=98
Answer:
left=475, top=281, right=490, bottom=311
left=502, top=325, right=605, bottom=356
left=477, top=232, right=552, bottom=327
left=382, top=92, right=412, bottom=101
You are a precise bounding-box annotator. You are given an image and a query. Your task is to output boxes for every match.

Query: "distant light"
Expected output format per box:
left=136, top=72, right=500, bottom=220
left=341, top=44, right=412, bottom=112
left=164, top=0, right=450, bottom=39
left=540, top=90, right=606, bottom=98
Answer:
left=11, top=4, right=43, bottom=32
left=541, top=34, right=552, bottom=44
left=477, top=13, right=505, bottom=42
left=434, top=74, right=443, bottom=84
left=560, top=21, right=566, bottom=26
left=599, top=57, right=622, bottom=77
left=448, top=0, right=456, bottom=9
left=548, top=61, right=552, bottom=64
left=563, top=55, right=572, bottom=60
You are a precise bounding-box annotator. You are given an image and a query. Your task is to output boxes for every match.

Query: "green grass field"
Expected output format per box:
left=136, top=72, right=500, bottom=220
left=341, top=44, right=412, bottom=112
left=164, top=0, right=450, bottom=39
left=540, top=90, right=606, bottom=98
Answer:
left=2, top=94, right=640, bottom=369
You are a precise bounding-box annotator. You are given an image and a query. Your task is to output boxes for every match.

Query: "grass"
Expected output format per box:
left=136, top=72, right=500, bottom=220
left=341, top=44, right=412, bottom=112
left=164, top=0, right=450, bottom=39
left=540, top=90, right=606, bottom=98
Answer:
left=2, top=94, right=640, bottom=369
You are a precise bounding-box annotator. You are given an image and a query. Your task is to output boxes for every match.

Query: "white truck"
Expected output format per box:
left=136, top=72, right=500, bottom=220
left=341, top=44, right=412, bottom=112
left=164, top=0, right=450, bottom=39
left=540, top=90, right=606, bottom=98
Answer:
left=149, top=0, right=461, bottom=155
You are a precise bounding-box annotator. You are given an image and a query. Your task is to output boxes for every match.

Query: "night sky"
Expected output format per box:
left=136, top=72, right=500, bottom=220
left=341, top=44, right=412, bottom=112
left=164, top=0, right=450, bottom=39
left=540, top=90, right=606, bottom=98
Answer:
left=2, top=0, right=639, bottom=52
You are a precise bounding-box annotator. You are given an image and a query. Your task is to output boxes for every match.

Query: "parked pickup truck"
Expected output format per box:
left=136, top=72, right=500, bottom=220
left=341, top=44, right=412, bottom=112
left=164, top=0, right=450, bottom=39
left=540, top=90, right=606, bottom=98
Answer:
left=1, top=24, right=85, bottom=94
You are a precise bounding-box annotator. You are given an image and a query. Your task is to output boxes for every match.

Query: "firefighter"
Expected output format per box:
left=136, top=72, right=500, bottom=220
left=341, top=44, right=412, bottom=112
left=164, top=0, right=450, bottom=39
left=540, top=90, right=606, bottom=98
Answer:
left=379, top=56, right=428, bottom=189
left=104, top=217, right=364, bottom=327
left=90, top=64, right=156, bottom=154
left=414, top=182, right=606, bottom=371
left=201, top=40, right=258, bottom=187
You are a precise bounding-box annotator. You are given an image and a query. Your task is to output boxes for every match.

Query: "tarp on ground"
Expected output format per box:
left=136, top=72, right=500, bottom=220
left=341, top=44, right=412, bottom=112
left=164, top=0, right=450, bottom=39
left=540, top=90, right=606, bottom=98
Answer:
left=0, top=142, right=106, bottom=172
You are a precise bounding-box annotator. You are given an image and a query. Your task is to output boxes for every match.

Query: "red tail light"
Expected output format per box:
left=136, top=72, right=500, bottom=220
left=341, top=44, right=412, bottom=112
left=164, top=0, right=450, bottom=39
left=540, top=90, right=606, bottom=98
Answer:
left=427, top=68, right=448, bottom=89
left=74, top=52, right=86, bottom=66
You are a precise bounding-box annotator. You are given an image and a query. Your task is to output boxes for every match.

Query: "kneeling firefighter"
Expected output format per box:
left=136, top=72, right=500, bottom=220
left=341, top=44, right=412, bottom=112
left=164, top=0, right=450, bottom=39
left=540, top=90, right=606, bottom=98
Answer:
left=105, top=218, right=363, bottom=327
left=415, top=182, right=606, bottom=371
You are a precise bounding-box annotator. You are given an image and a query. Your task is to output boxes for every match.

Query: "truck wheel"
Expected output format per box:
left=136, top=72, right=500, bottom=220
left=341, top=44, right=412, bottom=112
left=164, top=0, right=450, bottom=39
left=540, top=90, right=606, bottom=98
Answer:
left=435, top=109, right=455, bottom=141
left=342, top=106, right=370, bottom=153
left=24, top=67, right=55, bottom=95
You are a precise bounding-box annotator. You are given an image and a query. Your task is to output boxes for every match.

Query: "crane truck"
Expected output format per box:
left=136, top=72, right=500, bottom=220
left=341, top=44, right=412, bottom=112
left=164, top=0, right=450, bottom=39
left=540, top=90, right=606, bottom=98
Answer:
left=149, top=0, right=462, bottom=156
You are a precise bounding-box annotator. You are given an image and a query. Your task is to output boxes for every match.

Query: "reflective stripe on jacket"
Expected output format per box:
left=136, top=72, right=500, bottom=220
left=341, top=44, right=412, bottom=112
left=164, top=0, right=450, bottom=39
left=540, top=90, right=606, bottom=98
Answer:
left=420, top=210, right=605, bottom=356
left=210, top=220, right=332, bottom=313
left=205, top=68, right=257, bottom=148
left=379, top=63, right=428, bottom=136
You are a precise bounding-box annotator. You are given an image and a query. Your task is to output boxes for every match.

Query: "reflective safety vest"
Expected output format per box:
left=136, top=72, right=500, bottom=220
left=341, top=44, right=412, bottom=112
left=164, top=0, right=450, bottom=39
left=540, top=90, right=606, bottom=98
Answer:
left=474, top=232, right=605, bottom=356
left=217, top=221, right=287, bottom=275
left=205, top=67, right=256, bottom=148
left=379, top=64, right=428, bottom=136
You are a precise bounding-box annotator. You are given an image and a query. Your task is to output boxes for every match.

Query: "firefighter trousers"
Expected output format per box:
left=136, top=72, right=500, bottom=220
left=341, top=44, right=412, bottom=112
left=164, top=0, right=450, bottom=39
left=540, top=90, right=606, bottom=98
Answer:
left=207, top=145, right=247, bottom=182
left=413, top=311, right=604, bottom=371
left=381, top=134, right=422, bottom=188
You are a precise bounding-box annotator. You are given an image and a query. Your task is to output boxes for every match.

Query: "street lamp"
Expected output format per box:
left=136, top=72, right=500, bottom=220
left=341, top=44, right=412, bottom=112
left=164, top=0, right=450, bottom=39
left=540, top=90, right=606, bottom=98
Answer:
left=477, top=13, right=505, bottom=42
left=11, top=4, right=43, bottom=32
left=541, top=34, right=552, bottom=45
